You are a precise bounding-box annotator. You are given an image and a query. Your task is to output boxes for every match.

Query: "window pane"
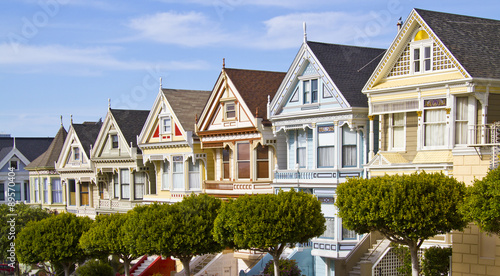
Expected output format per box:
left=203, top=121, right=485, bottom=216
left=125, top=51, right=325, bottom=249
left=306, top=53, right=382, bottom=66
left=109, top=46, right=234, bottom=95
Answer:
left=69, top=179, right=76, bottom=205
left=256, top=145, right=268, bottom=160
left=342, top=225, right=356, bottom=240
left=14, top=183, right=21, bottom=201
left=238, top=162, right=250, bottom=178
left=257, top=145, right=269, bottom=179
left=393, top=127, right=405, bottom=148
left=237, top=143, right=250, bottom=161
left=114, top=174, right=119, bottom=198
left=322, top=218, right=335, bottom=239
left=318, top=146, right=334, bottom=167
left=311, top=79, right=318, bottom=103
left=163, top=118, right=171, bottom=133
left=455, top=97, right=468, bottom=144
left=121, top=184, right=130, bottom=199
left=297, top=148, right=306, bottom=168
left=424, top=46, right=431, bottom=58
left=43, top=179, right=49, bottom=204
left=134, top=172, right=145, bottom=200
left=290, top=86, right=299, bottom=102
left=424, top=109, right=446, bottom=146
left=189, top=159, right=200, bottom=189
left=51, top=179, right=62, bottom=203
left=112, top=135, right=118, bottom=148
left=303, top=80, right=310, bottom=104
left=343, top=128, right=357, bottom=145
left=414, top=48, right=420, bottom=60
left=81, top=183, right=89, bottom=206
left=0, top=184, right=4, bottom=201
left=343, top=145, right=357, bottom=167
left=173, top=156, right=184, bottom=190
left=121, top=169, right=130, bottom=199
left=226, top=102, right=235, bottom=118
left=162, top=161, right=170, bottom=190
left=223, top=147, right=230, bottom=179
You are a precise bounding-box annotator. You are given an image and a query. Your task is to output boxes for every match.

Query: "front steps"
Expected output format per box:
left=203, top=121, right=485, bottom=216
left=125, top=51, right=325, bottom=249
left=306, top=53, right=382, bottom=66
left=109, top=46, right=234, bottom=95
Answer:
left=348, top=239, right=391, bottom=276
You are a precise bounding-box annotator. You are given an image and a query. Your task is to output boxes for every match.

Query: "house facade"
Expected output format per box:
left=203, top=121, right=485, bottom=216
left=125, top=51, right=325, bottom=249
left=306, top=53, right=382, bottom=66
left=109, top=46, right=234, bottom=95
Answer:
left=268, top=40, right=385, bottom=275
left=25, top=125, right=67, bottom=213
left=0, top=136, right=53, bottom=204
left=90, top=108, right=152, bottom=214
left=196, top=67, right=286, bottom=198
left=137, top=88, right=212, bottom=203
left=362, top=8, right=500, bottom=276
left=55, top=120, right=102, bottom=218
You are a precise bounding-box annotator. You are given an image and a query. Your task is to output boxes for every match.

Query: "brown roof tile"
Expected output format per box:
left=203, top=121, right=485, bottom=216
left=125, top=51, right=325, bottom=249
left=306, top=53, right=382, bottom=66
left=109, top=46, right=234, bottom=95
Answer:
left=162, top=89, right=211, bottom=133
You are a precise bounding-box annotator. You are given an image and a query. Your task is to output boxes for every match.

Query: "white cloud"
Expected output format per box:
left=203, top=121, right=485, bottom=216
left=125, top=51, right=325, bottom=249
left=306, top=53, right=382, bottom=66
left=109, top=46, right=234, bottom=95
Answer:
left=0, top=43, right=209, bottom=74
left=127, top=10, right=396, bottom=49
left=128, top=11, right=229, bottom=47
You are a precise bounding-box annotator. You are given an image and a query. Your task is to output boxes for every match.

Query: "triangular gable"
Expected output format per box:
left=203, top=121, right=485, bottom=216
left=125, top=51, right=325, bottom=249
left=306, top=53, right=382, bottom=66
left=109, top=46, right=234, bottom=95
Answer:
left=56, top=126, right=91, bottom=170
left=270, top=43, right=348, bottom=117
left=137, top=89, right=188, bottom=146
left=0, top=148, right=30, bottom=171
left=364, top=9, right=470, bottom=91
left=197, top=69, right=257, bottom=133
left=91, top=110, right=132, bottom=159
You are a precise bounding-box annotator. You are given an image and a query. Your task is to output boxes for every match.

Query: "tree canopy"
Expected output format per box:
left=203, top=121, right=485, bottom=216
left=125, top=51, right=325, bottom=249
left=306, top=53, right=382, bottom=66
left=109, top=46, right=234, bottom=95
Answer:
left=336, top=172, right=467, bottom=276
left=126, top=193, right=223, bottom=276
left=16, top=213, right=92, bottom=276
left=462, top=166, right=500, bottom=235
left=80, top=213, right=139, bottom=276
left=213, top=189, right=325, bottom=276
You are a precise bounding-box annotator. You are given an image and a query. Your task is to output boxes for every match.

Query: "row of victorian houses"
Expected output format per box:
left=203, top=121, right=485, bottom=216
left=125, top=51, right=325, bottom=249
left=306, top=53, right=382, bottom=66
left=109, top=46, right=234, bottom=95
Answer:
left=1, top=8, right=499, bottom=276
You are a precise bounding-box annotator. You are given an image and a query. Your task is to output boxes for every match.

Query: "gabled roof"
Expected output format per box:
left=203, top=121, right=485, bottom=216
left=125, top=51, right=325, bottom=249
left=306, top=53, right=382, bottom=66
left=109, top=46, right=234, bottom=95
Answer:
left=72, top=120, right=102, bottom=156
left=0, top=137, right=53, bottom=162
left=25, top=126, right=67, bottom=170
left=162, top=89, right=211, bottom=133
left=414, top=9, right=500, bottom=79
left=224, top=68, right=286, bottom=121
left=307, top=41, right=385, bottom=107
left=110, top=109, right=150, bottom=148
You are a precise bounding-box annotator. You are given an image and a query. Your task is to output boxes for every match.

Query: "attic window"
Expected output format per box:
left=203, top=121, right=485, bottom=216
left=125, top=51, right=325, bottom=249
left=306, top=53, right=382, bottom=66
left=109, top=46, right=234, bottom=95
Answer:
left=411, top=29, right=432, bottom=74
left=10, top=160, right=18, bottom=170
left=162, top=117, right=171, bottom=134
left=323, top=84, right=333, bottom=98
left=290, top=87, right=299, bottom=102
left=303, top=79, right=318, bottom=104
left=73, top=147, right=80, bottom=160
left=225, top=102, right=236, bottom=120
left=111, top=135, right=118, bottom=149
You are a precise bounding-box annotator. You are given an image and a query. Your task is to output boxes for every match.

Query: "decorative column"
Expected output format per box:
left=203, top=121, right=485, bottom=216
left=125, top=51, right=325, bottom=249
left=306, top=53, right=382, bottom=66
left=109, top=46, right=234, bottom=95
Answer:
left=368, top=115, right=375, bottom=159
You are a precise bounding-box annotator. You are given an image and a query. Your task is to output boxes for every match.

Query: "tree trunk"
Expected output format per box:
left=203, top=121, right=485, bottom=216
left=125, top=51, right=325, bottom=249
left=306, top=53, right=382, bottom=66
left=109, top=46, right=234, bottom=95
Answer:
left=408, top=242, right=420, bottom=276
left=62, top=263, right=71, bottom=276
left=123, top=259, right=131, bottom=276
left=181, top=257, right=191, bottom=276
left=271, top=253, right=280, bottom=276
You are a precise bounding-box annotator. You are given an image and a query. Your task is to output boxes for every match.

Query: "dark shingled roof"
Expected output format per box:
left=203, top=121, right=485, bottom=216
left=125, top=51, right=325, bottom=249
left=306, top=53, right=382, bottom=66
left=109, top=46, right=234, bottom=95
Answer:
left=162, top=89, right=211, bottom=133
left=25, top=126, right=67, bottom=169
left=307, top=41, right=385, bottom=107
left=415, top=9, right=500, bottom=79
left=224, top=68, right=286, bottom=123
left=110, top=109, right=150, bottom=148
left=72, top=120, right=103, bottom=157
left=0, top=137, right=53, bottom=162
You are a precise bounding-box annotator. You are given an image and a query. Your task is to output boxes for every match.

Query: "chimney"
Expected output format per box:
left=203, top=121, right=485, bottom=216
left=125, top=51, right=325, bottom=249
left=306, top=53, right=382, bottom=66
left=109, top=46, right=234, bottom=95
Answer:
left=397, top=17, right=402, bottom=32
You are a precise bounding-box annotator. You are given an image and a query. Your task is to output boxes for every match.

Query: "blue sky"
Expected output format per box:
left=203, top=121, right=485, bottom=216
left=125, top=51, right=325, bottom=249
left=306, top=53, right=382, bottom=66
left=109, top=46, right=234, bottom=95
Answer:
left=1, top=0, right=499, bottom=137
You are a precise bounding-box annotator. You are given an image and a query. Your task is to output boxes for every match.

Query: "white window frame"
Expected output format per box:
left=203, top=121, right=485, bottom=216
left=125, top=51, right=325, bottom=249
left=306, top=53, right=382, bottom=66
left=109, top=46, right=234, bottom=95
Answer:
left=422, top=105, right=447, bottom=150
left=120, top=169, right=130, bottom=200
left=172, top=156, right=184, bottom=190
left=455, top=96, right=469, bottom=146
left=236, top=142, right=251, bottom=179
left=255, top=144, right=271, bottom=180
left=51, top=178, right=62, bottom=204
left=296, top=129, right=307, bottom=168
left=162, top=160, right=170, bottom=190
left=224, top=101, right=236, bottom=120
left=111, top=134, right=119, bottom=149
left=301, top=78, right=319, bottom=104
left=342, top=126, right=357, bottom=168
left=134, top=172, right=145, bottom=200
left=160, top=116, right=172, bottom=135
left=73, top=147, right=80, bottom=161
left=410, top=40, right=432, bottom=75
left=317, top=125, right=335, bottom=168
left=188, top=158, right=201, bottom=190
left=389, top=113, right=406, bottom=151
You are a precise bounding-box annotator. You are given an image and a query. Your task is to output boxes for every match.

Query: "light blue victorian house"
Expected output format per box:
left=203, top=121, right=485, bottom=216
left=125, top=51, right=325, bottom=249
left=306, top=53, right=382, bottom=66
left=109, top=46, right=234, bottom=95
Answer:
left=268, top=37, right=385, bottom=275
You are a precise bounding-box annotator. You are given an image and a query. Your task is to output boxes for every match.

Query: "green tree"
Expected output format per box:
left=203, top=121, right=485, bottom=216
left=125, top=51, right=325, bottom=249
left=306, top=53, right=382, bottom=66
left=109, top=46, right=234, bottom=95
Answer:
left=75, top=260, right=114, bottom=276
left=336, top=172, right=467, bottom=276
left=263, top=258, right=302, bottom=276
left=462, top=166, right=500, bottom=234
left=422, top=246, right=452, bottom=276
left=213, top=189, right=325, bottom=276
left=80, top=213, right=139, bottom=276
left=16, top=213, right=92, bottom=276
left=126, top=194, right=223, bottom=276
left=0, top=203, right=52, bottom=276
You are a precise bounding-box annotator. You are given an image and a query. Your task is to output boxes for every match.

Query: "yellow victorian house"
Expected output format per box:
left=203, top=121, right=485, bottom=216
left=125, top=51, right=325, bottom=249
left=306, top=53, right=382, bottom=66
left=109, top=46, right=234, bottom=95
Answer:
left=137, top=87, right=212, bottom=203
left=362, top=9, right=500, bottom=276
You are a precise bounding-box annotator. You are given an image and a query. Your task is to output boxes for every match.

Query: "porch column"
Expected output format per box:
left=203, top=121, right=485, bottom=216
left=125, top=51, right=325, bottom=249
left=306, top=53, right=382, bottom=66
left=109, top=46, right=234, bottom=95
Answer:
left=368, top=115, right=374, bottom=159
left=76, top=181, right=81, bottom=207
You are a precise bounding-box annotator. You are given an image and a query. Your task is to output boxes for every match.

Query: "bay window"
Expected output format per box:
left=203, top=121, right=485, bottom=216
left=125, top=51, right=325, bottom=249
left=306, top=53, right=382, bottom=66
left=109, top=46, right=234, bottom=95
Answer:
left=188, top=159, right=201, bottom=190
left=297, top=129, right=307, bottom=168
left=113, top=174, right=119, bottom=198
left=424, top=108, right=446, bottom=147
left=256, top=144, right=269, bottom=179
left=162, top=161, right=170, bottom=190
left=43, top=178, right=49, bottom=204
left=120, top=169, right=130, bottom=199
left=342, top=127, right=357, bottom=167
left=51, top=179, right=62, bottom=203
left=455, top=97, right=468, bottom=145
left=322, top=218, right=335, bottom=239
left=317, top=125, right=335, bottom=168
left=134, top=172, right=145, bottom=200
left=172, top=156, right=184, bottom=190
left=223, top=148, right=230, bottom=179
left=81, top=183, right=89, bottom=206
left=237, top=143, right=250, bottom=179
left=391, top=113, right=405, bottom=150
